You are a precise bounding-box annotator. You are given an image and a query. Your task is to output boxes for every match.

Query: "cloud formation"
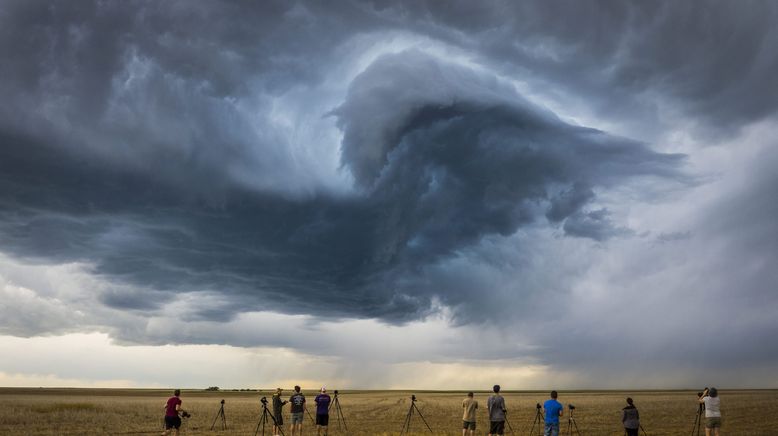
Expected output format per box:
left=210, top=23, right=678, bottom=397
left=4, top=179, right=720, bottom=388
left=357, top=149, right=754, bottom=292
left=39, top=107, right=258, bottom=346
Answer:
left=1, top=0, right=777, bottom=387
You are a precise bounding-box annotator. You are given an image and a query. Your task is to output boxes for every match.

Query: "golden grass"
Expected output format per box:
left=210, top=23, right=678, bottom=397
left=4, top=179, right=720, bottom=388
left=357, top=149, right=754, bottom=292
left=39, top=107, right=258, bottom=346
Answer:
left=0, top=388, right=776, bottom=435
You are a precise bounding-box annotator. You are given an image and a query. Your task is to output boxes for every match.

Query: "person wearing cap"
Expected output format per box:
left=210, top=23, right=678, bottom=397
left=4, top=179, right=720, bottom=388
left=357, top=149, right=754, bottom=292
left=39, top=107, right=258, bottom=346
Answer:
left=272, top=388, right=287, bottom=436
left=314, top=387, right=331, bottom=435
left=487, top=384, right=506, bottom=436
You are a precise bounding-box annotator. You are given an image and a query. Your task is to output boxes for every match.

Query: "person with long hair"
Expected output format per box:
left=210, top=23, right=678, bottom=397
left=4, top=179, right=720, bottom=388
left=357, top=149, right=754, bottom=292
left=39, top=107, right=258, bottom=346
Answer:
left=622, top=397, right=639, bottom=436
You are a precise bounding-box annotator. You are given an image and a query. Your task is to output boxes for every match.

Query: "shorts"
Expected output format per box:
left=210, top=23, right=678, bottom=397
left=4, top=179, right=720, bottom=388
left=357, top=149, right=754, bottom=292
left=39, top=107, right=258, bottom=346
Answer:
left=273, top=411, right=284, bottom=426
left=706, top=416, right=722, bottom=428
left=462, top=420, right=476, bottom=430
left=291, top=412, right=304, bottom=424
left=489, top=420, right=505, bottom=435
left=544, top=422, right=559, bottom=436
left=316, top=414, right=329, bottom=426
left=164, top=415, right=181, bottom=429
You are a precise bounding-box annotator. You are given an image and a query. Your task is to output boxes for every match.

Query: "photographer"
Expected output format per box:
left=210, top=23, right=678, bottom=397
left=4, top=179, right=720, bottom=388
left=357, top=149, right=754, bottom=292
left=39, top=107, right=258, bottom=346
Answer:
left=272, top=388, right=287, bottom=436
left=698, top=387, right=721, bottom=436
left=289, top=385, right=306, bottom=436
left=622, top=397, right=639, bottom=436
left=462, top=391, right=478, bottom=436
left=314, top=387, right=331, bottom=436
left=543, top=390, right=563, bottom=436
left=487, top=384, right=506, bottom=436
left=162, top=389, right=186, bottom=436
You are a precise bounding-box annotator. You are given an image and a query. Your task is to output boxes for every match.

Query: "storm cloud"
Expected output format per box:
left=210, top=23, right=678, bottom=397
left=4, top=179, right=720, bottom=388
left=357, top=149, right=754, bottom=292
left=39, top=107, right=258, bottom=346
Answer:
left=1, top=0, right=777, bottom=387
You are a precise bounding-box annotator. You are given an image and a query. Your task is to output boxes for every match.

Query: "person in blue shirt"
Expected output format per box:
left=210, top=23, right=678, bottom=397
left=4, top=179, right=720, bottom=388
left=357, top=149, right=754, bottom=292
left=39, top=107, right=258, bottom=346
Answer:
left=543, top=390, right=564, bottom=436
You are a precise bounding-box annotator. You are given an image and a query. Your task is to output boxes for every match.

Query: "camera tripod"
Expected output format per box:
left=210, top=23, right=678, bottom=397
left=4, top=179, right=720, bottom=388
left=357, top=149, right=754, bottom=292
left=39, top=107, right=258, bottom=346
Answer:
left=690, top=402, right=705, bottom=436
left=566, top=407, right=581, bottom=436
left=529, top=404, right=544, bottom=436
left=399, top=395, right=433, bottom=435
left=503, top=410, right=516, bottom=435
left=211, top=399, right=227, bottom=430
left=254, top=399, right=284, bottom=436
left=328, top=391, right=348, bottom=432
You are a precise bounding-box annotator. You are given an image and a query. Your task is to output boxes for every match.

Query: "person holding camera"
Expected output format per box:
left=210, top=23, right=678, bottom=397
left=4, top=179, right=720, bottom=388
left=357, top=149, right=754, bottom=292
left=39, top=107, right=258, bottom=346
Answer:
left=622, top=397, right=640, bottom=436
left=272, top=388, right=287, bottom=436
left=162, top=389, right=186, bottom=436
left=289, top=385, right=306, bottom=436
left=699, top=387, right=721, bottom=435
left=462, top=391, right=478, bottom=436
left=543, top=390, right=563, bottom=436
left=487, top=384, right=506, bottom=436
left=314, top=387, right=331, bottom=435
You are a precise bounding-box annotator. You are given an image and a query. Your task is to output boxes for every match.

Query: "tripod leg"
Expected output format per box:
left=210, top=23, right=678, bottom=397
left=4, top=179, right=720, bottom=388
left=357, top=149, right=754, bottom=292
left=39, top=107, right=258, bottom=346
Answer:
left=412, top=402, right=433, bottom=433
left=211, top=405, right=221, bottom=430
left=400, top=404, right=414, bottom=436
left=572, top=418, right=581, bottom=436
left=337, top=400, right=347, bottom=431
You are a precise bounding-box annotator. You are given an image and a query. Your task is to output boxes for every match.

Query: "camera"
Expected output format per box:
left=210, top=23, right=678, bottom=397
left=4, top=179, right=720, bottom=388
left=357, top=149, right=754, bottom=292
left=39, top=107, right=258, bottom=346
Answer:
left=260, top=396, right=268, bottom=405
left=536, top=403, right=541, bottom=409
left=411, top=394, right=417, bottom=402
left=181, top=411, right=191, bottom=418
left=697, top=387, right=709, bottom=398
left=334, top=390, right=339, bottom=395
left=220, top=399, right=225, bottom=405
left=568, top=404, right=576, bottom=410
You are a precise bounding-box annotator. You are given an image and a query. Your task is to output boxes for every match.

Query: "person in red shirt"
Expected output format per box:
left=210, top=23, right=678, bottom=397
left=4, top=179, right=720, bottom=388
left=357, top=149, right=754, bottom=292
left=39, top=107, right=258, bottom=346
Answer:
left=162, top=389, right=184, bottom=436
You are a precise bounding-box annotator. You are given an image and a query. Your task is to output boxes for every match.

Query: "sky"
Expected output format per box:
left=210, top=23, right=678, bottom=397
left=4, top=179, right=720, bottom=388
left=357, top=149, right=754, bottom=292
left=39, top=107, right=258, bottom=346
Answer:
left=1, top=0, right=777, bottom=390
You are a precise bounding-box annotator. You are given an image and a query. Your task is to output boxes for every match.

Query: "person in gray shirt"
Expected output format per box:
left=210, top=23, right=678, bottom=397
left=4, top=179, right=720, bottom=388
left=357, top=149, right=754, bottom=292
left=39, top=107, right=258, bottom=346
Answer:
left=487, top=384, right=506, bottom=436
left=622, top=397, right=640, bottom=436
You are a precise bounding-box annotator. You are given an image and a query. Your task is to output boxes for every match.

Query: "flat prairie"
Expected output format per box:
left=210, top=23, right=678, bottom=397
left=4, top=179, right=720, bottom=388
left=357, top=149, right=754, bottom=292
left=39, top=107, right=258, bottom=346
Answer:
left=0, top=388, right=776, bottom=435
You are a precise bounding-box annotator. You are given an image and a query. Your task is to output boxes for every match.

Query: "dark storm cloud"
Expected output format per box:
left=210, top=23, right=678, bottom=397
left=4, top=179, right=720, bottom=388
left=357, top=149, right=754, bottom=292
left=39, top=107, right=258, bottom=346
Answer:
left=15, top=0, right=778, bottom=335
left=370, top=0, right=778, bottom=136
left=0, top=35, right=686, bottom=328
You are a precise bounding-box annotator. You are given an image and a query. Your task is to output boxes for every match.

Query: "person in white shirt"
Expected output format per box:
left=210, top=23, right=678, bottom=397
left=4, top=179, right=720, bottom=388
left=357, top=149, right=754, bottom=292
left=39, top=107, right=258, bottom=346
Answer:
left=698, top=387, right=721, bottom=436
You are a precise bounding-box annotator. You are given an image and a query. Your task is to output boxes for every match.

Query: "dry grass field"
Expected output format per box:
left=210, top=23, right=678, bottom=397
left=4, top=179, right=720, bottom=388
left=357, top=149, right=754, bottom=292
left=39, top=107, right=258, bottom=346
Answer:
left=0, top=388, right=776, bottom=435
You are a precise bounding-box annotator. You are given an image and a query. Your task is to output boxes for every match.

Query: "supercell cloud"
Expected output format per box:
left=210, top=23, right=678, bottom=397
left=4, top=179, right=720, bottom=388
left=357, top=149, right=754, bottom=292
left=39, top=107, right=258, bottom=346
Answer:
left=1, top=0, right=777, bottom=387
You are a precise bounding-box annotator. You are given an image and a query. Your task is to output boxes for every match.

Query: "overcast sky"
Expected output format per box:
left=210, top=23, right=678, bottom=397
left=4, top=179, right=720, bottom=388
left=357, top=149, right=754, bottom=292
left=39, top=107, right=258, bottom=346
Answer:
left=1, top=0, right=777, bottom=390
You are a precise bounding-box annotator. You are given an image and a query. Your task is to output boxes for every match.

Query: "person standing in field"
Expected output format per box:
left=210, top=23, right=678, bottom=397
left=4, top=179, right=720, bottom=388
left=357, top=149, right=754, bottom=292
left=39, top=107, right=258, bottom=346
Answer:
left=272, top=388, right=287, bottom=436
left=314, top=387, right=331, bottom=435
left=543, top=390, right=563, bottom=436
left=622, top=397, right=640, bottom=436
left=462, top=391, right=478, bottom=436
left=161, top=389, right=183, bottom=436
left=699, top=387, right=721, bottom=436
left=487, top=384, right=506, bottom=436
left=289, top=385, right=306, bottom=436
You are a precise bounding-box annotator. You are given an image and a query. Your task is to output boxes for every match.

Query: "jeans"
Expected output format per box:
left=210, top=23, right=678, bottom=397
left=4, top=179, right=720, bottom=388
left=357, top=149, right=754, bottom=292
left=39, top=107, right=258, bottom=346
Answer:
left=544, top=422, right=559, bottom=436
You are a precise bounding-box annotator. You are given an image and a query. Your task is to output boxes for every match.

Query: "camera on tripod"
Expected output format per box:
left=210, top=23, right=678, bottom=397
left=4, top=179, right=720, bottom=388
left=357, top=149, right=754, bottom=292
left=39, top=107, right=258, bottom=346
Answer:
left=181, top=411, right=192, bottom=418
left=260, top=396, right=268, bottom=405
left=411, top=394, right=417, bottom=402
left=536, top=403, right=541, bottom=409
left=221, top=399, right=225, bottom=405
left=568, top=404, right=576, bottom=410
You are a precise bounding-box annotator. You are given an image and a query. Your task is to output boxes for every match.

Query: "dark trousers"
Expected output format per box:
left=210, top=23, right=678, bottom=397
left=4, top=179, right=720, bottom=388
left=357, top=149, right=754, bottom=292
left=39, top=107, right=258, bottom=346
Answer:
left=625, top=428, right=638, bottom=436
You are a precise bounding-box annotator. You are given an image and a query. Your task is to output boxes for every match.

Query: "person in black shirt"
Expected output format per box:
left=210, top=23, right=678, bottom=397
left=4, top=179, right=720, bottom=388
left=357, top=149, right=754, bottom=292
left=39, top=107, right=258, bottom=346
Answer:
left=272, top=388, right=287, bottom=436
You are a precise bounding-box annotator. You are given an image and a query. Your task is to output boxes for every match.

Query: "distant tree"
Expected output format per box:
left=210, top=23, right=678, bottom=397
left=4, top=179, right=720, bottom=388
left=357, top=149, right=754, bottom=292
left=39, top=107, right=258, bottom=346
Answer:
left=206, top=386, right=220, bottom=391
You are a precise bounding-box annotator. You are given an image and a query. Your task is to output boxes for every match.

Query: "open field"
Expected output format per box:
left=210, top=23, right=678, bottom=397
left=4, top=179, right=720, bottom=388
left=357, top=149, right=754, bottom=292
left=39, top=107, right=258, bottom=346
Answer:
left=0, top=388, right=776, bottom=435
